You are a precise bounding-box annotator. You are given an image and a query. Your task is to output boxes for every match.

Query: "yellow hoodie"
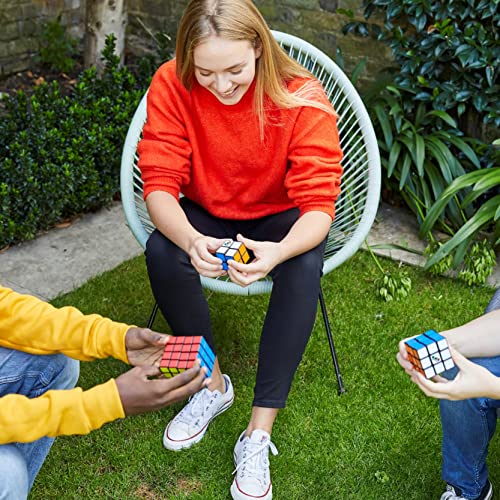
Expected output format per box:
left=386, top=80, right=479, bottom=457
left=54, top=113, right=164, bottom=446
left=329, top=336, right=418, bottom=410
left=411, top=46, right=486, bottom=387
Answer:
left=0, top=286, right=130, bottom=444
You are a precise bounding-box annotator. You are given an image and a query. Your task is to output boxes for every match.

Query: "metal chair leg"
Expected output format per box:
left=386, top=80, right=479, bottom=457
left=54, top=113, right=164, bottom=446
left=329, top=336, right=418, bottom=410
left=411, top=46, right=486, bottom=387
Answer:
left=147, top=302, right=159, bottom=329
left=319, top=286, right=346, bottom=395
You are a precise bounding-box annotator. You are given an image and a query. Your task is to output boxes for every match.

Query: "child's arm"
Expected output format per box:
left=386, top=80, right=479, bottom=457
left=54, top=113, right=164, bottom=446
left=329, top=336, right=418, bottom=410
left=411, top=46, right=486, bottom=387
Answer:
left=442, top=309, right=500, bottom=358
left=0, top=286, right=128, bottom=362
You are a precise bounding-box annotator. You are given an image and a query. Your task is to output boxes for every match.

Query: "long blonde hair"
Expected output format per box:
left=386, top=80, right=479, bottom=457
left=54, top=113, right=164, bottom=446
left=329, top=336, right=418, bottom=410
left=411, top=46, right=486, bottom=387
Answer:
left=175, top=0, right=335, bottom=135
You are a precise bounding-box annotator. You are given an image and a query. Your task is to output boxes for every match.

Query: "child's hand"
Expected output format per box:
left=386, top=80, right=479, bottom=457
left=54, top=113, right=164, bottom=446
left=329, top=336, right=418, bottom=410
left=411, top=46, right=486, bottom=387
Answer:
left=410, top=348, right=499, bottom=401
left=396, top=337, right=417, bottom=376
left=125, top=327, right=169, bottom=366
left=116, top=361, right=209, bottom=416
left=227, top=234, right=282, bottom=287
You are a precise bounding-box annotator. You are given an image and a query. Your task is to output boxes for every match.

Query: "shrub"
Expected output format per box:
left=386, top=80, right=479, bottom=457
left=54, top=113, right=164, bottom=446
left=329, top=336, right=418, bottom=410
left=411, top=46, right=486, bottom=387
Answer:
left=37, top=14, right=79, bottom=74
left=0, top=36, right=144, bottom=249
left=343, top=0, right=499, bottom=129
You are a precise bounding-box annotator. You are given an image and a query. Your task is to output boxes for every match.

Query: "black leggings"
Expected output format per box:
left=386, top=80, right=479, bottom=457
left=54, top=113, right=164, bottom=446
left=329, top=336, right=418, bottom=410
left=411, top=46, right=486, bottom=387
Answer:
left=145, top=198, right=327, bottom=408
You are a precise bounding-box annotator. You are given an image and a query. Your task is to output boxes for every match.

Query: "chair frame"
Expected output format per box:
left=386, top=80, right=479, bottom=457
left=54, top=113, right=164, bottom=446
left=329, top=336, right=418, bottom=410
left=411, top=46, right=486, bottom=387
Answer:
left=121, top=31, right=381, bottom=395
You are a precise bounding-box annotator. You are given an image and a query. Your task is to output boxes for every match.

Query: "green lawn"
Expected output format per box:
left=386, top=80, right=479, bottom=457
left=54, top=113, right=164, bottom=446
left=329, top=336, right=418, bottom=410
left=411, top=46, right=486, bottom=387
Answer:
left=31, top=251, right=498, bottom=499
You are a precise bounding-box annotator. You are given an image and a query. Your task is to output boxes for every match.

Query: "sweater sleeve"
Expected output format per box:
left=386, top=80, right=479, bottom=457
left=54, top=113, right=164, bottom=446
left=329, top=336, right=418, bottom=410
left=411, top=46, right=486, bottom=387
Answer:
left=0, top=286, right=131, bottom=443
left=285, top=94, right=343, bottom=219
left=0, top=287, right=129, bottom=363
left=137, top=61, right=193, bottom=200
left=0, top=380, right=125, bottom=444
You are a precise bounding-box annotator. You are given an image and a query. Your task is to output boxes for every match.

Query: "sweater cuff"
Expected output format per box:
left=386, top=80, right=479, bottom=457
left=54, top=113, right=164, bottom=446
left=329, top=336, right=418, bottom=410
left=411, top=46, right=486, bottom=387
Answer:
left=143, top=184, right=180, bottom=202
left=299, top=204, right=335, bottom=220
left=82, top=379, right=126, bottom=429
left=92, top=321, right=130, bottom=364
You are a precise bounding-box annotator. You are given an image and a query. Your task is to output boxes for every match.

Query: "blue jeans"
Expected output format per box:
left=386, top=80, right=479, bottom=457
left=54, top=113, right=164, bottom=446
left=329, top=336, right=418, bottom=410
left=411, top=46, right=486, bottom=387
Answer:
left=0, top=347, right=79, bottom=499
left=441, top=288, right=500, bottom=499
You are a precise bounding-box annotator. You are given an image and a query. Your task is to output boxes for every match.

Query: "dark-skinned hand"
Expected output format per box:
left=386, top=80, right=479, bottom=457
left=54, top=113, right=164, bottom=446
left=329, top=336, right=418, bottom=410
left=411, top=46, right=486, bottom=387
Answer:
left=115, top=361, right=209, bottom=416
left=125, top=327, right=171, bottom=366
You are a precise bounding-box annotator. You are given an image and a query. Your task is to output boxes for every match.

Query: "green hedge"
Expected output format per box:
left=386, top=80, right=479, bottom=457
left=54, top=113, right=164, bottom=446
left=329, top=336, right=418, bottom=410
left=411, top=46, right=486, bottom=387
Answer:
left=0, top=37, right=145, bottom=249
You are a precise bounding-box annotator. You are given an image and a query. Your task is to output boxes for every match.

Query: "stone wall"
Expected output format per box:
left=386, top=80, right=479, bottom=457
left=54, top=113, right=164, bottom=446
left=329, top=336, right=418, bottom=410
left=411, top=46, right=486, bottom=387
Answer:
left=0, top=0, right=390, bottom=85
left=127, top=0, right=390, bottom=87
left=0, top=0, right=85, bottom=76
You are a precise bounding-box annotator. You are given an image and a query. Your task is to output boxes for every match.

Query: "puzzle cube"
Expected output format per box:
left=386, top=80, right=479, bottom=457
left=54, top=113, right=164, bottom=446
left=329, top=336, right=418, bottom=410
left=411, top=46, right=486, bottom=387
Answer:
left=160, top=336, right=215, bottom=379
left=405, top=330, right=455, bottom=379
left=215, top=239, right=250, bottom=270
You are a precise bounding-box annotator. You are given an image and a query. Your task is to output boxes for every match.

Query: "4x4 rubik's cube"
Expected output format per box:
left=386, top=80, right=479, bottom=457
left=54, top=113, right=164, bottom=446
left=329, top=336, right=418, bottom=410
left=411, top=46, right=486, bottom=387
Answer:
left=159, top=336, right=215, bottom=379
left=215, top=239, right=250, bottom=270
left=404, top=330, right=455, bottom=379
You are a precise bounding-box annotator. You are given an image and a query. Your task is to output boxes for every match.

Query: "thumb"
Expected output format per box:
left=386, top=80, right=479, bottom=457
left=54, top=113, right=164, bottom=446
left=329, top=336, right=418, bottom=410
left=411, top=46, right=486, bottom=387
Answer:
left=209, top=237, right=231, bottom=251
left=143, top=329, right=170, bottom=345
left=237, top=233, right=256, bottom=249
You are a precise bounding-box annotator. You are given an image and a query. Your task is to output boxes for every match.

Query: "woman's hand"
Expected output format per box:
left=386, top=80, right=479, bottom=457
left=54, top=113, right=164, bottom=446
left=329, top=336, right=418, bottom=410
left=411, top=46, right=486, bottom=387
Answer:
left=188, top=236, right=227, bottom=277
left=226, top=234, right=282, bottom=287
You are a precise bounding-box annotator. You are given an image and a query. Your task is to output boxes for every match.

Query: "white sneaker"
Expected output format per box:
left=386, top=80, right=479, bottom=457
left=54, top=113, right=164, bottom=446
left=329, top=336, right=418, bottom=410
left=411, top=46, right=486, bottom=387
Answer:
left=440, top=481, right=493, bottom=500
left=230, top=429, right=278, bottom=500
left=163, top=374, right=234, bottom=451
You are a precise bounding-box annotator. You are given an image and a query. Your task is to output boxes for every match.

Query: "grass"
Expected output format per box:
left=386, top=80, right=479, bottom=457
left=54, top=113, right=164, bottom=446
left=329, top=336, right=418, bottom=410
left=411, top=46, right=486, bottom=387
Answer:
left=31, top=251, right=498, bottom=499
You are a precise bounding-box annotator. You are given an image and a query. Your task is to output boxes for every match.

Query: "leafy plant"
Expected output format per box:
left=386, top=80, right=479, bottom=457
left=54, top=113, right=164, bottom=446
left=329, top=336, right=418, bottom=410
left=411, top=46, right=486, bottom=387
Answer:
left=37, top=14, right=78, bottom=73
left=341, top=0, right=499, bottom=270
left=421, top=166, right=500, bottom=270
left=342, top=0, right=500, bottom=128
left=0, top=36, right=144, bottom=249
left=365, top=241, right=412, bottom=301
left=424, top=240, right=453, bottom=277
left=458, top=240, right=497, bottom=286
left=366, top=83, right=481, bottom=229
left=375, top=270, right=412, bottom=302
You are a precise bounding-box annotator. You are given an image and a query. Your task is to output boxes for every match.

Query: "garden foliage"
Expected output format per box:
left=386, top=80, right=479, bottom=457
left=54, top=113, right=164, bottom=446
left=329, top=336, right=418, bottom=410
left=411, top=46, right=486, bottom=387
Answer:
left=342, top=0, right=499, bottom=279
left=0, top=36, right=144, bottom=249
left=37, top=14, right=79, bottom=74
left=344, top=0, right=499, bottom=127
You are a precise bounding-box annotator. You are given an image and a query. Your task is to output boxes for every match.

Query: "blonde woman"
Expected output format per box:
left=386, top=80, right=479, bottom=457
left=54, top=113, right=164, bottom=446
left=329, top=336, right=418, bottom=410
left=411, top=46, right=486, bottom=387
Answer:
left=138, top=1, right=343, bottom=498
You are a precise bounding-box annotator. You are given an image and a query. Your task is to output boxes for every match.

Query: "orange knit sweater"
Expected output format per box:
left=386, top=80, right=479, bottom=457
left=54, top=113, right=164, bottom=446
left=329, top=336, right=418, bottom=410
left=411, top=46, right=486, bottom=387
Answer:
left=138, top=59, right=343, bottom=220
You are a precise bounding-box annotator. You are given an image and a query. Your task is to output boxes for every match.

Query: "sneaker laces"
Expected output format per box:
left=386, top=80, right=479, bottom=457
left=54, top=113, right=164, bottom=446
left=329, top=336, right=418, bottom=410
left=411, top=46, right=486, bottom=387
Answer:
left=232, top=435, right=278, bottom=485
left=175, top=387, right=218, bottom=428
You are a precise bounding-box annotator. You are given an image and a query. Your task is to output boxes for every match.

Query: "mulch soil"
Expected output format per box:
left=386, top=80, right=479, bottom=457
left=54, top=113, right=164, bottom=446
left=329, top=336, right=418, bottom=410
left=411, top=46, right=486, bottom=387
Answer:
left=0, top=61, right=83, bottom=98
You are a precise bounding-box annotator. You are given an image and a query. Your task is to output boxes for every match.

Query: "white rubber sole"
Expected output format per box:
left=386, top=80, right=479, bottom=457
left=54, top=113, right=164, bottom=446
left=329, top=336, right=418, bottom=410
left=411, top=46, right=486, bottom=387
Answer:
left=230, top=479, right=272, bottom=500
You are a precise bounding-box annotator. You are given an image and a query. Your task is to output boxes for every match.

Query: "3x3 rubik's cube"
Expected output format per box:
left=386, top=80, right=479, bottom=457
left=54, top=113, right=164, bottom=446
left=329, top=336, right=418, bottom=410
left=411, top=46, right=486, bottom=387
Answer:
left=160, top=336, right=215, bottom=379
left=405, top=330, right=455, bottom=378
left=215, top=239, right=250, bottom=270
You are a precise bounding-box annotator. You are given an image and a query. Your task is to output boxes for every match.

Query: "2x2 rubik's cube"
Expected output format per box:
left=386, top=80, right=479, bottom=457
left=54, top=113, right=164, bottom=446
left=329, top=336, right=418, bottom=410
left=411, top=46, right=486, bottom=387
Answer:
left=215, top=239, right=250, bottom=270
left=405, top=330, right=455, bottom=378
left=160, top=336, right=215, bottom=379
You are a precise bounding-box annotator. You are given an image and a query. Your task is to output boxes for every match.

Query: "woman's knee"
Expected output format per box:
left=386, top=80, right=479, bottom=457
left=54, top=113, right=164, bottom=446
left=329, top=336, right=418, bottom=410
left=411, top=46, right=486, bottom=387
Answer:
left=0, top=445, right=29, bottom=499
left=145, top=230, right=188, bottom=273
left=274, top=247, right=324, bottom=285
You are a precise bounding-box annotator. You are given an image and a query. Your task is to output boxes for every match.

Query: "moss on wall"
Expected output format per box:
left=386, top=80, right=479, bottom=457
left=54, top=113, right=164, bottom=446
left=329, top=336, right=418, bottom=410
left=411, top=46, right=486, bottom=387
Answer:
left=0, top=0, right=390, bottom=85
